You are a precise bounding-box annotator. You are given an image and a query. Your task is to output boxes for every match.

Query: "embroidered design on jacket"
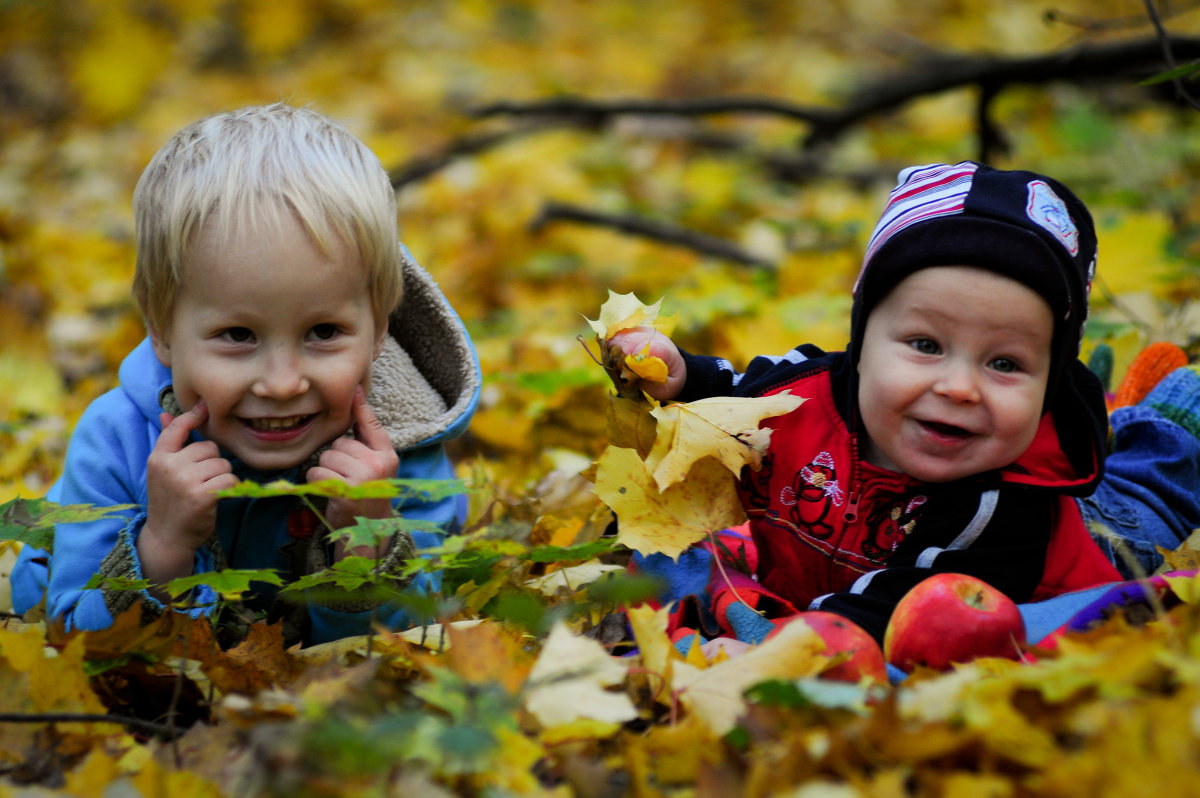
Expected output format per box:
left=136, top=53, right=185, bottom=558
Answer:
left=861, top=493, right=928, bottom=559
left=778, top=451, right=842, bottom=540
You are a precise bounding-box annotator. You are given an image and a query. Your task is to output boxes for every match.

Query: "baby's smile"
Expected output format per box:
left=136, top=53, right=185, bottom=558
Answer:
left=917, top=419, right=972, bottom=439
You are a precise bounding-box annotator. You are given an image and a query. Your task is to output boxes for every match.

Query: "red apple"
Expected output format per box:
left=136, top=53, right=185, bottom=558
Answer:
left=770, top=610, right=888, bottom=684
left=884, top=573, right=1026, bottom=673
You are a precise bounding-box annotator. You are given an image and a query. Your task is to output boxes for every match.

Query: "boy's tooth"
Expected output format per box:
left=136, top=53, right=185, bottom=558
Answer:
left=254, top=415, right=303, bottom=430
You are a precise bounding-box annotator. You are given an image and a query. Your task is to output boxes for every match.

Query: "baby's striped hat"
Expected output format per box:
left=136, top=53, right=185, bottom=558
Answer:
left=849, top=161, right=1097, bottom=390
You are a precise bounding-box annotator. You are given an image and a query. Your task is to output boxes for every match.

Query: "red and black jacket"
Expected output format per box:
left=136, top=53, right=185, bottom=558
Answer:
left=675, top=344, right=1121, bottom=642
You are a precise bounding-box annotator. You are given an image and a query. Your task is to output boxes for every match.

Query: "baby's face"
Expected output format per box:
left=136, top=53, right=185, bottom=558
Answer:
left=856, top=265, right=1053, bottom=483
left=150, top=214, right=383, bottom=472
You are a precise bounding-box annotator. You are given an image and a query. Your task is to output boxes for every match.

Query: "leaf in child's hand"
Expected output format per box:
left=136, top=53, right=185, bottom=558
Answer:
left=644, top=392, right=805, bottom=490
left=594, top=447, right=744, bottom=559
left=606, top=392, right=659, bottom=458
left=586, top=290, right=678, bottom=399
left=624, top=342, right=669, bottom=384
left=584, top=290, right=677, bottom=340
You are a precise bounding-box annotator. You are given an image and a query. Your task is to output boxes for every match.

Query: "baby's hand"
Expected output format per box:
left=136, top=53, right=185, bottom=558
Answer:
left=140, top=401, right=237, bottom=583
left=308, top=386, right=399, bottom=559
left=607, top=327, right=687, bottom=401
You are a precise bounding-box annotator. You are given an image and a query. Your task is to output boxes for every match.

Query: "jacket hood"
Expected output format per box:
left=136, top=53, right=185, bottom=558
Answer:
left=120, top=248, right=480, bottom=457
left=367, top=248, right=480, bottom=450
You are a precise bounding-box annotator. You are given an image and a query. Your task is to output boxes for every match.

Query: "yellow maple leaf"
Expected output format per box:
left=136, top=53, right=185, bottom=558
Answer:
left=1163, top=571, right=1200, bottom=605
left=584, top=290, right=677, bottom=340
left=645, top=392, right=806, bottom=490
left=523, top=621, right=637, bottom=728
left=670, top=618, right=828, bottom=734
left=607, top=393, right=659, bottom=457
left=624, top=342, right=669, bottom=384
left=627, top=604, right=677, bottom=698
left=0, top=627, right=108, bottom=717
left=594, top=448, right=745, bottom=559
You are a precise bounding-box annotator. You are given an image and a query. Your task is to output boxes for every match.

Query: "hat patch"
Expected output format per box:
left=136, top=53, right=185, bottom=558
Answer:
left=1026, top=180, right=1079, bottom=256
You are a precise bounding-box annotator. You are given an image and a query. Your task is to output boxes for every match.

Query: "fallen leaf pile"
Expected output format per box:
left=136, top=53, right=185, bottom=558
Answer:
left=5, top=0, right=1200, bottom=794
left=4, top=572, right=1200, bottom=795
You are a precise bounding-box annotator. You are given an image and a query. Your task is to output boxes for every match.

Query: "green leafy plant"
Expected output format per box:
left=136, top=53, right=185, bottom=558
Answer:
left=0, top=497, right=137, bottom=552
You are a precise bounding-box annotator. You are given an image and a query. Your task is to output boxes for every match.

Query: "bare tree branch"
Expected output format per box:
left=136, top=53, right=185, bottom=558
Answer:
left=1142, top=0, right=1200, bottom=110
left=0, top=712, right=180, bottom=739
left=389, top=120, right=568, bottom=189
left=530, top=201, right=775, bottom=269
left=467, top=35, right=1200, bottom=157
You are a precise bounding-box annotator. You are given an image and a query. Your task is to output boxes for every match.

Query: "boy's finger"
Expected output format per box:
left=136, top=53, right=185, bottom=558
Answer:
left=350, top=386, right=390, bottom=451
left=157, top=400, right=208, bottom=450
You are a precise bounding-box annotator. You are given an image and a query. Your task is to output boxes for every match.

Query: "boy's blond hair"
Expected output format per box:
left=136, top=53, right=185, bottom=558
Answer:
left=132, top=103, right=402, bottom=333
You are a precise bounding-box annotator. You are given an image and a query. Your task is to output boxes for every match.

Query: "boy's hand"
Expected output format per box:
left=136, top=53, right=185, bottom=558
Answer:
left=607, top=327, right=687, bottom=401
left=308, top=386, right=399, bottom=559
left=140, top=401, right=237, bottom=584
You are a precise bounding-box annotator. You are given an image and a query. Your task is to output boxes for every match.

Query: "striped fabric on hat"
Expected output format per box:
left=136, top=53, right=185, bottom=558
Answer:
left=855, top=162, right=978, bottom=292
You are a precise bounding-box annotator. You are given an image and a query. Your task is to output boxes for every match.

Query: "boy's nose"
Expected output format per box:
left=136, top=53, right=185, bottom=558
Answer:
left=253, top=349, right=310, bottom=399
left=933, top=361, right=981, bottom=403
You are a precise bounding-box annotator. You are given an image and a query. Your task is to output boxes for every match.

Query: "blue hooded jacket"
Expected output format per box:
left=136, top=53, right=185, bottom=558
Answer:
left=13, top=253, right=480, bottom=644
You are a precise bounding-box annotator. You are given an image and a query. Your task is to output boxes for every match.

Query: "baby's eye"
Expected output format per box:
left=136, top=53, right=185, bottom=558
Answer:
left=910, top=338, right=940, bottom=355
left=990, top=357, right=1020, bottom=374
left=309, top=323, right=340, bottom=341
left=221, top=327, right=254, bottom=343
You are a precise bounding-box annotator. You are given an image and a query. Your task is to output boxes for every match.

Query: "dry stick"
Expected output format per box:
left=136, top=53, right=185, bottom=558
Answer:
left=470, top=35, right=1200, bottom=155
left=1045, top=1, right=1200, bottom=34
left=388, top=119, right=567, bottom=190
left=385, top=35, right=1200, bottom=195
left=0, top=712, right=177, bottom=739
left=531, top=201, right=774, bottom=269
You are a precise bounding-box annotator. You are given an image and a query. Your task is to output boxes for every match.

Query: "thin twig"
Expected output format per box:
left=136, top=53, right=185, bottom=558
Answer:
left=469, top=36, right=1200, bottom=151
left=1143, top=0, right=1200, bottom=110
left=531, top=201, right=775, bottom=269
left=0, top=712, right=179, bottom=739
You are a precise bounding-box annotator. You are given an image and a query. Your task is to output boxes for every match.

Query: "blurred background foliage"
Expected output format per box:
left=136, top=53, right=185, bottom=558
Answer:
left=3, top=0, right=1200, bottom=520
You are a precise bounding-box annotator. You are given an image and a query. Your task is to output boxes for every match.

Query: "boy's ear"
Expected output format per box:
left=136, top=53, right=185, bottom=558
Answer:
left=147, top=324, right=173, bottom=368
left=372, top=323, right=388, bottom=360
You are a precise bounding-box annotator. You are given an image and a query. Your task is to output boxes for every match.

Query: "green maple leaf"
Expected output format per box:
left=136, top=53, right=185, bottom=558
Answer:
left=0, top=497, right=137, bottom=553
left=217, top=477, right=467, bottom=503
left=521, top=537, right=620, bottom=563
left=163, top=568, right=283, bottom=600
left=84, top=568, right=282, bottom=602
left=331, top=516, right=445, bottom=552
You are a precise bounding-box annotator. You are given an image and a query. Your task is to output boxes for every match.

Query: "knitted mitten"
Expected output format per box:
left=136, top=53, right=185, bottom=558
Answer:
left=1112, top=342, right=1189, bottom=409
left=1142, top=364, right=1200, bottom=440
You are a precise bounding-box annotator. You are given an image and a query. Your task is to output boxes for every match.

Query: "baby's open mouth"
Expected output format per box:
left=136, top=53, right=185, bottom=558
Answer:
left=246, top=415, right=311, bottom=431
left=920, top=420, right=971, bottom=438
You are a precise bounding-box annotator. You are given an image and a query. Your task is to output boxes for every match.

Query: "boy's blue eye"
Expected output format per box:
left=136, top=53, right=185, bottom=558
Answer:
left=311, top=324, right=339, bottom=340
left=911, top=338, right=940, bottom=355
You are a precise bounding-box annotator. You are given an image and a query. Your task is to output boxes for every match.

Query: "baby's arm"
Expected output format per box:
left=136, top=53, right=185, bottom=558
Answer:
left=607, top=327, right=688, bottom=402
left=307, top=386, right=400, bottom=561
left=138, top=401, right=237, bottom=585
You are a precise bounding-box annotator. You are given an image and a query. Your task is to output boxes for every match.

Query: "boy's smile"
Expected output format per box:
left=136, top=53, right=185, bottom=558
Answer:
left=855, top=265, right=1054, bottom=483
left=149, top=213, right=384, bottom=472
